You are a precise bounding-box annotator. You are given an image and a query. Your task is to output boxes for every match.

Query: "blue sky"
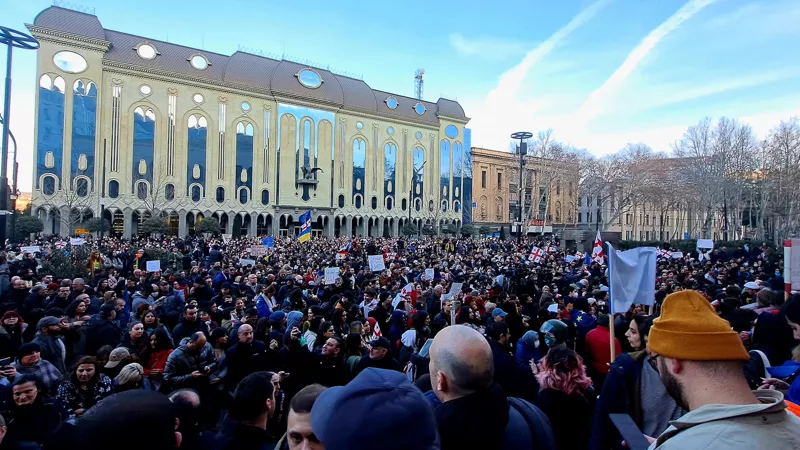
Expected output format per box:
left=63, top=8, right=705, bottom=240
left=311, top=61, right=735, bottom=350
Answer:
left=3, top=0, right=800, bottom=190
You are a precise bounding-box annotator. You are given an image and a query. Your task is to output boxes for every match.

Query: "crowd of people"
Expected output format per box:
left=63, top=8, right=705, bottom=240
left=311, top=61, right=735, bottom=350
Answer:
left=0, top=232, right=795, bottom=449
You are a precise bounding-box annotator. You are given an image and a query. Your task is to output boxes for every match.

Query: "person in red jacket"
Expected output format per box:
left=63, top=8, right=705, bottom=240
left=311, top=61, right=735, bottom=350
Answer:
left=584, top=314, right=621, bottom=390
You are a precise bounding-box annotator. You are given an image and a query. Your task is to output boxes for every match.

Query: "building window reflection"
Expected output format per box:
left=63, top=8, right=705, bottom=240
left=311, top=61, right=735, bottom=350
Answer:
left=235, top=121, right=254, bottom=196
left=384, top=143, right=396, bottom=207
left=108, top=180, right=119, bottom=199
left=42, top=176, right=56, bottom=195
left=187, top=114, right=207, bottom=195
left=191, top=185, right=201, bottom=202
left=352, top=138, right=366, bottom=202
left=132, top=107, right=156, bottom=191
left=261, top=189, right=269, bottom=205
left=165, top=183, right=175, bottom=200
left=37, top=74, right=65, bottom=189
left=71, top=80, right=97, bottom=183
left=216, top=187, right=225, bottom=203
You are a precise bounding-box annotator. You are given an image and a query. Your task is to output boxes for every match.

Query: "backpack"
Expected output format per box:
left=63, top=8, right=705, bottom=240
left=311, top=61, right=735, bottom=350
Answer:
left=750, top=349, right=771, bottom=379
left=502, top=397, right=556, bottom=450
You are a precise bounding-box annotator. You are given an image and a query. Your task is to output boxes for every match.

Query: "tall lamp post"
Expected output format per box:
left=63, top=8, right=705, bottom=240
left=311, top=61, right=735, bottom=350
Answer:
left=0, top=27, right=38, bottom=248
left=511, top=132, right=532, bottom=244
left=409, top=160, right=426, bottom=235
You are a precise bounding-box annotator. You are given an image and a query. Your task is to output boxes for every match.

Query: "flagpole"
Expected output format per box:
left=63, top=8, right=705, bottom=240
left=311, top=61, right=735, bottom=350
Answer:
left=609, top=310, right=615, bottom=363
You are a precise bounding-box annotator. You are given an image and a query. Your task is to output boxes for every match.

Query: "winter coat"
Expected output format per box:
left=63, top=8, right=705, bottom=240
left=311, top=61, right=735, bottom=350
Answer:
left=222, top=340, right=270, bottom=392
left=534, top=388, right=593, bottom=450
left=55, top=374, right=113, bottom=411
left=163, top=340, right=214, bottom=389
left=214, top=415, right=277, bottom=450
left=171, top=317, right=210, bottom=344
left=31, top=334, right=66, bottom=374
left=434, top=383, right=509, bottom=450
left=154, top=289, right=186, bottom=323
left=0, top=323, right=26, bottom=359
left=488, top=339, right=538, bottom=402
left=85, top=317, right=122, bottom=355
left=589, top=351, right=645, bottom=450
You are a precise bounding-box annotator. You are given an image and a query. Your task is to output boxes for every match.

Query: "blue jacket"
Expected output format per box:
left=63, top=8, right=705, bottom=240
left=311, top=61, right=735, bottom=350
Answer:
left=255, top=294, right=271, bottom=319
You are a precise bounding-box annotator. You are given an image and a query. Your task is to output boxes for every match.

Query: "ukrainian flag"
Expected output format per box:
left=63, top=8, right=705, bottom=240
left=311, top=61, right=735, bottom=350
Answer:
left=298, top=211, right=312, bottom=243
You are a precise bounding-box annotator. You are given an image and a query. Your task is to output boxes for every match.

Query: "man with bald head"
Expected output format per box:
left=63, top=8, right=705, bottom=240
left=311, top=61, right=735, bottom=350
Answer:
left=224, top=323, right=269, bottom=393
left=429, top=325, right=509, bottom=450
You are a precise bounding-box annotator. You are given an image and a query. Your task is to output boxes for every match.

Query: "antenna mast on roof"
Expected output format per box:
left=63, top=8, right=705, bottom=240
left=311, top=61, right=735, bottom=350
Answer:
left=414, top=69, right=424, bottom=100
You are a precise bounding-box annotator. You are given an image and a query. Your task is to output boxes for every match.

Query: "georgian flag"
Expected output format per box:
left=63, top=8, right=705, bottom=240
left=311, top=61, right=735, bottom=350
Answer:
left=592, top=231, right=605, bottom=263
left=529, top=247, right=544, bottom=263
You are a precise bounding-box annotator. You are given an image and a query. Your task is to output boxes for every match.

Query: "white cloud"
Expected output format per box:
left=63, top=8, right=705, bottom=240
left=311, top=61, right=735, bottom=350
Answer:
left=573, top=0, right=718, bottom=127
left=448, top=33, right=533, bottom=60
left=469, top=0, right=610, bottom=150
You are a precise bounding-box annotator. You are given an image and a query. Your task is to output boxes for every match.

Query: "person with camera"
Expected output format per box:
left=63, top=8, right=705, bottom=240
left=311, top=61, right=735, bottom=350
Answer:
left=163, top=331, right=215, bottom=392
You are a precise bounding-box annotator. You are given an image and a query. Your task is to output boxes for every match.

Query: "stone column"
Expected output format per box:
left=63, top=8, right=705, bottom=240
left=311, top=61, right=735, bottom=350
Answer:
left=123, top=210, right=134, bottom=240
left=249, top=212, right=258, bottom=236
left=393, top=219, right=399, bottom=237
left=178, top=211, right=188, bottom=237
left=344, top=216, right=352, bottom=238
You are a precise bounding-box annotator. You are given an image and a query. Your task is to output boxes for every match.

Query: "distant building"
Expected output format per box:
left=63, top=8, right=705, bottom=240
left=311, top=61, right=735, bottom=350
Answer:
left=28, top=6, right=471, bottom=238
left=15, top=193, right=31, bottom=212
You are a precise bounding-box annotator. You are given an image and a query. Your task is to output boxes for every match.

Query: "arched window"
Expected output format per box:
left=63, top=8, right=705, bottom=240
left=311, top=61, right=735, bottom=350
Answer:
left=452, top=141, right=463, bottom=200
left=371, top=197, right=378, bottom=210
left=191, top=185, right=201, bottom=202
left=338, top=195, right=345, bottom=208
left=261, top=189, right=269, bottom=205
left=236, top=122, right=254, bottom=196
left=386, top=197, right=393, bottom=211
left=165, top=183, right=175, bottom=200
left=42, top=176, right=56, bottom=195
left=108, top=180, right=119, bottom=199
left=354, top=195, right=362, bottom=209
left=352, top=138, right=366, bottom=198
left=454, top=201, right=461, bottom=213
left=413, top=147, right=425, bottom=202
left=239, top=188, right=249, bottom=204
left=136, top=181, right=148, bottom=200
left=37, top=75, right=65, bottom=188
left=75, top=178, right=89, bottom=197
left=216, top=186, right=225, bottom=203
left=132, top=107, right=156, bottom=191
left=71, top=80, right=97, bottom=183
left=402, top=198, right=407, bottom=211
left=187, top=115, right=207, bottom=195
left=440, top=140, right=450, bottom=202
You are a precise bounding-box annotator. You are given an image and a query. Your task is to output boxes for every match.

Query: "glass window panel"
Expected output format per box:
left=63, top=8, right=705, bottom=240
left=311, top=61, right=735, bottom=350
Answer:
left=338, top=195, right=345, bottom=208
left=371, top=197, right=377, bottom=209
left=216, top=187, right=225, bottom=203
left=137, top=182, right=148, bottom=200
left=236, top=122, right=254, bottom=193
left=385, top=97, right=398, bottom=109
left=191, top=186, right=201, bottom=202
left=187, top=115, right=207, bottom=193
left=71, top=80, right=97, bottom=181
left=165, top=183, right=175, bottom=200
left=440, top=140, right=450, bottom=201
left=261, top=189, right=269, bottom=205
left=132, top=107, right=156, bottom=188
left=136, top=44, right=156, bottom=60
left=76, top=178, right=88, bottom=197
left=297, top=69, right=322, bottom=88
left=53, top=51, right=87, bottom=73
left=239, top=188, right=248, bottom=204
left=355, top=195, right=362, bottom=209
left=190, top=55, right=209, bottom=70
left=37, top=75, right=65, bottom=187
left=352, top=138, right=366, bottom=197
left=384, top=143, right=396, bottom=199
left=43, top=177, right=55, bottom=195
left=108, top=180, right=119, bottom=199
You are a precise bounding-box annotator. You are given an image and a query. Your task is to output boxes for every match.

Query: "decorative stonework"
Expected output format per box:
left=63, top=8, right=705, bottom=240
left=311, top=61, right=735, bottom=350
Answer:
left=218, top=96, right=227, bottom=103
left=167, top=87, right=178, bottom=95
left=111, top=78, right=124, bottom=86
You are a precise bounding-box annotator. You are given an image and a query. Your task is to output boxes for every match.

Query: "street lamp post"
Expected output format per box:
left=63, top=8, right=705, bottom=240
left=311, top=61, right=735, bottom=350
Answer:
left=511, top=132, right=532, bottom=244
left=409, top=160, right=426, bottom=234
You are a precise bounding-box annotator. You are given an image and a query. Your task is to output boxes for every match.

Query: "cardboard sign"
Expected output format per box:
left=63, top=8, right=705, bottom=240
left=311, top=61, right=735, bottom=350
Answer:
left=249, top=246, right=269, bottom=256
left=20, top=246, right=41, bottom=254
left=670, top=251, right=684, bottom=259
left=565, top=255, right=577, bottom=263
left=69, top=238, right=84, bottom=246
left=448, top=283, right=463, bottom=295
left=425, top=268, right=434, bottom=281
left=368, top=255, right=386, bottom=272
left=222, top=234, right=232, bottom=244
left=146, top=260, right=161, bottom=272
left=239, top=258, right=256, bottom=267
left=324, top=267, right=340, bottom=285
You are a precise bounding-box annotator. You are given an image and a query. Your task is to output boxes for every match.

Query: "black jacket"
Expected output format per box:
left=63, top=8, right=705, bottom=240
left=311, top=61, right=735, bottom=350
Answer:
left=534, top=388, right=593, bottom=450
left=589, top=351, right=644, bottom=450
left=214, top=415, right=277, bottom=450
left=487, top=339, right=538, bottom=402
left=85, top=317, right=122, bottom=355
left=434, top=383, right=509, bottom=450
left=172, top=318, right=210, bottom=344
left=163, top=345, right=214, bottom=390
left=223, top=340, right=269, bottom=392
left=352, top=354, right=402, bottom=378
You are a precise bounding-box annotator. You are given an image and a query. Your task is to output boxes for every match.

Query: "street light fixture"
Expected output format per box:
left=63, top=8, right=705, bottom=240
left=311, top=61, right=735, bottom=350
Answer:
left=511, top=131, right=532, bottom=243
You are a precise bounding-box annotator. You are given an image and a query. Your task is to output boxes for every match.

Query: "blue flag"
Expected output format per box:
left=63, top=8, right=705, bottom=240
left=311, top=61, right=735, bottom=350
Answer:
left=263, top=236, right=274, bottom=247
left=298, top=211, right=312, bottom=243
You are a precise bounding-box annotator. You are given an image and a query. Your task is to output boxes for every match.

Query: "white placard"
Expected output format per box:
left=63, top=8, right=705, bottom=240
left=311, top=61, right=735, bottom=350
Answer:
left=70, top=238, right=84, bottom=246
left=222, top=234, right=232, bottom=244
left=368, top=255, right=386, bottom=272
left=146, top=260, right=161, bottom=272
left=249, top=246, right=269, bottom=256
left=324, top=267, right=340, bottom=284
left=21, top=246, right=40, bottom=254
left=670, top=251, right=684, bottom=259
left=448, top=282, right=463, bottom=295
left=425, top=268, right=434, bottom=280
left=697, top=239, right=714, bottom=249
left=565, top=255, right=577, bottom=263
left=239, top=258, right=256, bottom=267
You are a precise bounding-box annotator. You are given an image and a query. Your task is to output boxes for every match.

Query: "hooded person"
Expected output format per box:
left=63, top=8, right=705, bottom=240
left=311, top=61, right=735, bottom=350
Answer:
left=515, top=330, right=544, bottom=369
left=644, top=290, right=800, bottom=449
left=285, top=311, right=304, bottom=334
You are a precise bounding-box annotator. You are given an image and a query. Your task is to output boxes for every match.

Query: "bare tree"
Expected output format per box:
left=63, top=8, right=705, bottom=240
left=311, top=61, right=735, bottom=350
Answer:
left=123, top=159, right=191, bottom=219
left=38, top=183, right=93, bottom=234
left=760, top=117, right=800, bottom=242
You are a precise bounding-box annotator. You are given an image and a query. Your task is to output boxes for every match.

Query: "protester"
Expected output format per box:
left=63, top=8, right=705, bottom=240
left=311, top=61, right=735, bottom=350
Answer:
left=215, top=371, right=279, bottom=449
left=275, top=384, right=327, bottom=450
left=55, top=356, right=113, bottom=416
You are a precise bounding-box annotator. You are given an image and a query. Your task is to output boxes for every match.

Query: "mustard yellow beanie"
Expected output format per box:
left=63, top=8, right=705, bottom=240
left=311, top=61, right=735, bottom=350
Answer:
left=649, top=290, right=749, bottom=361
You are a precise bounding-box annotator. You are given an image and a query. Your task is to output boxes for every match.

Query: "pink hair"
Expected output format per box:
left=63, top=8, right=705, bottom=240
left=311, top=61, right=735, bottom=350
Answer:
left=535, top=347, right=593, bottom=396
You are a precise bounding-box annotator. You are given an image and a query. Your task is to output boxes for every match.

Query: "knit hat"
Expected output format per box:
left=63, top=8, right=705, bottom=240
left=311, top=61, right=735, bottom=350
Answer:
left=36, top=316, right=61, bottom=330
left=269, top=311, right=286, bottom=322
left=649, top=290, right=749, bottom=361
left=18, top=342, right=41, bottom=359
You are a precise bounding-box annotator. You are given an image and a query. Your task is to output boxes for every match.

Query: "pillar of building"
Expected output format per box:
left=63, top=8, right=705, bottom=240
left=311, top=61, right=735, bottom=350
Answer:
left=123, top=210, right=134, bottom=240
left=178, top=211, right=188, bottom=237
left=344, top=216, right=352, bottom=238
left=249, top=212, right=258, bottom=236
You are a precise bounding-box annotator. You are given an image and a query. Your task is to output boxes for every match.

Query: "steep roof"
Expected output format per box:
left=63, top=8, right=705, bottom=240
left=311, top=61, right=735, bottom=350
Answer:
left=30, top=6, right=468, bottom=124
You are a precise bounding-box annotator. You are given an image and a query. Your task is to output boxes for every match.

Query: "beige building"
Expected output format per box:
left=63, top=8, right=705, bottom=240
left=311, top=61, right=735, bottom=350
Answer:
left=471, top=147, right=578, bottom=231
left=28, top=6, right=471, bottom=239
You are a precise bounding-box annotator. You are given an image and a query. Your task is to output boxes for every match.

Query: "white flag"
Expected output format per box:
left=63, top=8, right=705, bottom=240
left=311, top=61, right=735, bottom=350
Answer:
left=607, top=242, right=657, bottom=314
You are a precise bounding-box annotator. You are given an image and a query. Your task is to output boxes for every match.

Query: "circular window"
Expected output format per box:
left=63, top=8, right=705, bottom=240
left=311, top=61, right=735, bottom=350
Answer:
left=139, top=84, right=152, bottom=96
left=445, top=125, right=458, bottom=139
left=190, top=54, right=209, bottom=70
left=356, top=122, right=363, bottom=130
left=415, top=131, right=423, bottom=140
left=385, top=97, right=398, bottom=110
left=414, top=103, right=426, bottom=115
left=296, top=69, right=322, bottom=89
left=387, top=127, right=394, bottom=135
left=193, top=93, right=204, bottom=104
left=241, top=101, right=251, bottom=112
left=53, top=51, right=87, bottom=73
left=136, top=44, right=157, bottom=60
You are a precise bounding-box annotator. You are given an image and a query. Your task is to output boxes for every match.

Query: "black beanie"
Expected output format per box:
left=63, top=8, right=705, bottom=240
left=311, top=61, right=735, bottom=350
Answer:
left=18, top=342, right=41, bottom=359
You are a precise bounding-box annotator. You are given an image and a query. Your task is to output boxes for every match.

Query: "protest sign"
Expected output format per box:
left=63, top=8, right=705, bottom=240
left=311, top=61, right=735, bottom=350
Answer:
left=70, top=238, right=84, bottom=246
left=146, top=260, right=161, bottom=272
left=239, top=258, right=256, bottom=267
left=21, top=246, right=40, bottom=254
left=368, top=255, right=386, bottom=272
left=425, top=268, right=434, bottom=281
left=324, top=267, right=340, bottom=284
left=249, top=246, right=269, bottom=256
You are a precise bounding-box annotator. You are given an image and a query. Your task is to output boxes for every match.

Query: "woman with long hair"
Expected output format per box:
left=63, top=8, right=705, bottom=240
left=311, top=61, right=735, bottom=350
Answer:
left=312, top=321, right=335, bottom=354
left=63, top=299, right=91, bottom=361
left=590, top=315, right=683, bottom=450
left=55, top=356, right=113, bottom=416
left=331, top=309, right=350, bottom=338
left=119, top=321, right=148, bottom=360
left=141, top=310, right=161, bottom=335
left=343, top=332, right=365, bottom=375
left=304, top=316, right=324, bottom=352
left=399, top=311, right=429, bottom=365
left=362, top=317, right=380, bottom=345
left=140, top=327, right=174, bottom=392
left=533, top=346, right=594, bottom=450
left=0, top=311, right=26, bottom=359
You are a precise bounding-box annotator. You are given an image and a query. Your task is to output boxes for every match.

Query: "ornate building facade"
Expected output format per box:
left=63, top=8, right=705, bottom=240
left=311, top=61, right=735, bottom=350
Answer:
left=28, top=7, right=471, bottom=239
left=471, top=147, right=577, bottom=231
